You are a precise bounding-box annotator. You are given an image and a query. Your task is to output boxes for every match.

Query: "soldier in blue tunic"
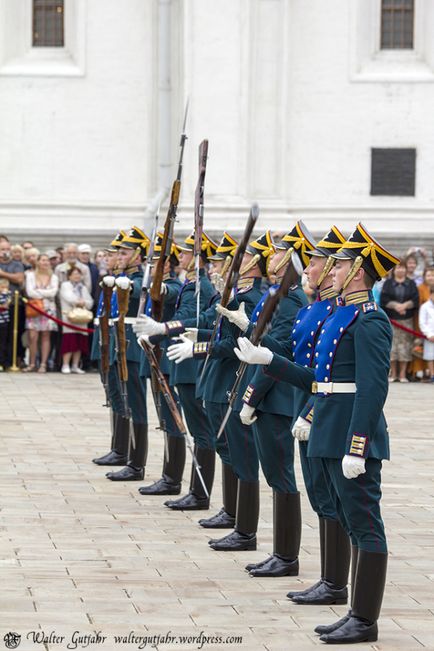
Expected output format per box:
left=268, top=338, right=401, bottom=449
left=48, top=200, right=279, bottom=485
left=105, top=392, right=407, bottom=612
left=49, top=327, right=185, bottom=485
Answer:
left=234, top=223, right=399, bottom=645
left=136, top=233, right=184, bottom=496
left=286, top=227, right=354, bottom=605
left=106, top=226, right=151, bottom=482
left=219, top=222, right=316, bottom=575
left=92, top=230, right=131, bottom=467
left=133, top=230, right=217, bottom=509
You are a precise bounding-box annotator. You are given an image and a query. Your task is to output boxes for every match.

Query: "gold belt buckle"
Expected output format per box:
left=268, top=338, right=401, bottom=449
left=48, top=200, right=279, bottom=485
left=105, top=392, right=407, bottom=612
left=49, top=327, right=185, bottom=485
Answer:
left=311, top=381, right=318, bottom=394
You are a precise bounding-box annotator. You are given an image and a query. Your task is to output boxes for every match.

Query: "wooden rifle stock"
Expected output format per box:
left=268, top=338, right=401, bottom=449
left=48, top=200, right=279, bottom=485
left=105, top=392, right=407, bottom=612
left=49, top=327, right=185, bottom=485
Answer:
left=228, top=257, right=300, bottom=409
left=205, top=204, right=259, bottom=363
left=116, top=286, right=130, bottom=384
left=100, top=284, right=112, bottom=379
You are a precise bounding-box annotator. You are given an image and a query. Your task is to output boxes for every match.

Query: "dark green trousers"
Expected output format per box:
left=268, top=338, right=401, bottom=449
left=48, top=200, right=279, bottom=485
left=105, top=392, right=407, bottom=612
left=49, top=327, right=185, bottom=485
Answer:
left=205, top=401, right=231, bottom=465
left=252, top=411, right=297, bottom=493
left=299, top=441, right=337, bottom=519
left=176, top=383, right=214, bottom=450
left=321, top=458, right=387, bottom=553
left=217, top=405, right=259, bottom=482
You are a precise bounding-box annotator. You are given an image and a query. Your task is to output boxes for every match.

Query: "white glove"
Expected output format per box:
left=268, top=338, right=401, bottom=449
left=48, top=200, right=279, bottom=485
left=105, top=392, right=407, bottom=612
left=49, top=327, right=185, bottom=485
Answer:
left=240, top=403, right=257, bottom=426
left=342, top=455, right=366, bottom=480
left=234, top=337, right=274, bottom=365
left=138, top=334, right=154, bottom=349
left=183, top=327, right=198, bottom=343
left=102, top=275, right=116, bottom=287
left=211, top=272, right=225, bottom=294
left=133, top=314, right=166, bottom=337
left=166, top=335, right=194, bottom=364
left=292, top=416, right=311, bottom=441
left=115, top=276, right=132, bottom=290
left=216, top=301, right=249, bottom=332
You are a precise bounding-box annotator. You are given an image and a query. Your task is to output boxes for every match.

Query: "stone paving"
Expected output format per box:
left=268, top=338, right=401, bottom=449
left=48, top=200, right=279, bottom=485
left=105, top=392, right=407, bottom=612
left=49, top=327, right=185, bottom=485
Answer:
left=0, top=372, right=433, bottom=651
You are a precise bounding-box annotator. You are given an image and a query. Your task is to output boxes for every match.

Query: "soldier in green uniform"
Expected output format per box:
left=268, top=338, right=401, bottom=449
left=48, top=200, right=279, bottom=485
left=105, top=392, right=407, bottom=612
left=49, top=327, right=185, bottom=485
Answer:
left=137, top=233, right=184, bottom=496
left=106, top=226, right=150, bottom=482
left=133, top=230, right=217, bottom=509
left=220, top=222, right=316, bottom=574
left=92, top=230, right=130, bottom=467
left=166, top=233, right=273, bottom=545
left=166, top=232, right=239, bottom=517
left=234, top=223, right=399, bottom=645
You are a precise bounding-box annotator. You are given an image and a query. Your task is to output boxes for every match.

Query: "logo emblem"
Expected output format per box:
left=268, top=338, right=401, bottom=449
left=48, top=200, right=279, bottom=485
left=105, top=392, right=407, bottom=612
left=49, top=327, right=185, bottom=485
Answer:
left=4, top=632, right=21, bottom=649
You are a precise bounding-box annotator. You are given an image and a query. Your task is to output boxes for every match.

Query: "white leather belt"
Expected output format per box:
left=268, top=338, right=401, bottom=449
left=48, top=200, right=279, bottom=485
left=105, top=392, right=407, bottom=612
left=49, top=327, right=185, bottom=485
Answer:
left=312, top=381, right=356, bottom=394
left=93, top=318, right=114, bottom=326
left=112, top=317, right=136, bottom=325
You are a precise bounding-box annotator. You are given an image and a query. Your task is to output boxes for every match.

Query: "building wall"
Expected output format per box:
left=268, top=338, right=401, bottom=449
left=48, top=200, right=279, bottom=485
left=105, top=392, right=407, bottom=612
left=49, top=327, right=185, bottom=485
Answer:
left=0, top=0, right=433, bottom=251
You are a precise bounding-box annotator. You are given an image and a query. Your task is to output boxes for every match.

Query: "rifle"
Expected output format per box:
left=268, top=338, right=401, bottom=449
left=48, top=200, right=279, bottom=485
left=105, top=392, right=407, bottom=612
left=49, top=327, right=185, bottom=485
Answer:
left=99, top=283, right=113, bottom=407
left=115, top=284, right=135, bottom=448
left=199, top=203, right=259, bottom=384
left=150, top=100, right=189, bottom=316
left=193, top=139, right=209, bottom=325
left=216, top=257, right=300, bottom=441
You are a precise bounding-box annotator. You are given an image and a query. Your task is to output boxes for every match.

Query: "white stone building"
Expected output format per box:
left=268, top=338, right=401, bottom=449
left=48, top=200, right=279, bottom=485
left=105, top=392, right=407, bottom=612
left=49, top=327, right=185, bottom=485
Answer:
left=0, top=0, right=433, bottom=252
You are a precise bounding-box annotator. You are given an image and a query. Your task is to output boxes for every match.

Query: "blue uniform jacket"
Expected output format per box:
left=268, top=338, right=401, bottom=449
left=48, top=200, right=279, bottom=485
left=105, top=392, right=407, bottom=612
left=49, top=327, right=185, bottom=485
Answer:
left=263, top=291, right=392, bottom=460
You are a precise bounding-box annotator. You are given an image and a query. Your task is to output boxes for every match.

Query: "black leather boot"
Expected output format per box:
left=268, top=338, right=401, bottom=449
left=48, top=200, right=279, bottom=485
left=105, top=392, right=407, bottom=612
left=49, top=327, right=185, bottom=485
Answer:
left=209, top=479, right=259, bottom=551
left=287, top=515, right=326, bottom=598
left=319, top=549, right=387, bottom=644
left=139, top=435, right=186, bottom=495
left=292, top=518, right=350, bottom=605
left=106, top=422, right=148, bottom=481
left=165, top=447, right=215, bottom=510
left=315, top=544, right=358, bottom=635
left=249, top=491, right=300, bottom=577
left=93, top=413, right=129, bottom=465
left=199, top=463, right=237, bottom=528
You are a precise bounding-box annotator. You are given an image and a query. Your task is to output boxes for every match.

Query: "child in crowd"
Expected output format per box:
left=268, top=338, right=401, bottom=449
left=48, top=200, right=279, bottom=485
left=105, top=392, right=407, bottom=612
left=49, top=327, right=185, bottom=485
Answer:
left=0, top=278, right=11, bottom=370
left=419, top=284, right=434, bottom=382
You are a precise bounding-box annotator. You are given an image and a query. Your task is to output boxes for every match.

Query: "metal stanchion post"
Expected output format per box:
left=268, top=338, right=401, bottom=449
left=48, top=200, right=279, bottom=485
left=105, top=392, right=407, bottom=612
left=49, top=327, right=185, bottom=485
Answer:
left=9, top=290, right=20, bottom=372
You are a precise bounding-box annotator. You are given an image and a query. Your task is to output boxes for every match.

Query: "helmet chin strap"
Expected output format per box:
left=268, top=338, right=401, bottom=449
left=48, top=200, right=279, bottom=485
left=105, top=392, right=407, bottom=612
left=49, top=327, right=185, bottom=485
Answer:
left=221, top=255, right=232, bottom=278
left=317, top=256, right=335, bottom=288
left=240, top=253, right=260, bottom=276
left=341, top=255, right=364, bottom=290
left=273, top=247, right=293, bottom=274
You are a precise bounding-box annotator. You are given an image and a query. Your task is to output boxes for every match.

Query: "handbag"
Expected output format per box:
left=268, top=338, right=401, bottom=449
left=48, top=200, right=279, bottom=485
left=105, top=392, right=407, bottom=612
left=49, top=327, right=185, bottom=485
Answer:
left=25, top=299, right=44, bottom=318
left=68, top=306, right=93, bottom=324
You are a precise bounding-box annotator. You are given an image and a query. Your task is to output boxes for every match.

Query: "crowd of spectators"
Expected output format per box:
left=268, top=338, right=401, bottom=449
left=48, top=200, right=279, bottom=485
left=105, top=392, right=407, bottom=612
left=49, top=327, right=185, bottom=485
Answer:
left=0, top=235, right=107, bottom=374
left=0, top=233, right=433, bottom=382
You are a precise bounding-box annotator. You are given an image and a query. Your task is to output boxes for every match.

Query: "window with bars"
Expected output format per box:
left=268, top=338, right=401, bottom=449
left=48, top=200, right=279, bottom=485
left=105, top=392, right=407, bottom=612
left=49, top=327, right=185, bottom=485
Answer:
left=370, top=148, right=416, bottom=196
left=33, top=0, right=64, bottom=47
left=381, top=0, right=414, bottom=49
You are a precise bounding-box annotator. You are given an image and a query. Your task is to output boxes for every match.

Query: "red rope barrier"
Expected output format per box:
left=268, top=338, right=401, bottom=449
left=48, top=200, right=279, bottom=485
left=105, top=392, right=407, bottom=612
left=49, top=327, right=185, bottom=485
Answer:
left=390, top=319, right=426, bottom=340
left=22, top=297, right=94, bottom=333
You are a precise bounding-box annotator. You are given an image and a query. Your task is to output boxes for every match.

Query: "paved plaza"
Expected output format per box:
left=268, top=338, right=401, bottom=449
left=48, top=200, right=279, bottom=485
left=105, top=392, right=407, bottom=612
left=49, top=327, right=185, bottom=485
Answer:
left=0, top=373, right=433, bottom=651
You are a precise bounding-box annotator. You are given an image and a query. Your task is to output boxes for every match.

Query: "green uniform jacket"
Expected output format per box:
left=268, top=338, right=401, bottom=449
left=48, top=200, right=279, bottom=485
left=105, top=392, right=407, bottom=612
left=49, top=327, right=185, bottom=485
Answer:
left=200, top=278, right=264, bottom=404
left=167, top=270, right=215, bottom=385
left=139, top=276, right=182, bottom=378
left=264, top=295, right=392, bottom=460
left=241, top=285, right=308, bottom=417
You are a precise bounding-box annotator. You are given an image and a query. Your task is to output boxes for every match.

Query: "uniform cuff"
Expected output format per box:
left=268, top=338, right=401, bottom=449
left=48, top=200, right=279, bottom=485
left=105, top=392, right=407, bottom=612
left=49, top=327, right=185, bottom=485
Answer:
left=165, top=320, right=185, bottom=336
left=347, top=433, right=369, bottom=458
left=193, top=342, right=209, bottom=358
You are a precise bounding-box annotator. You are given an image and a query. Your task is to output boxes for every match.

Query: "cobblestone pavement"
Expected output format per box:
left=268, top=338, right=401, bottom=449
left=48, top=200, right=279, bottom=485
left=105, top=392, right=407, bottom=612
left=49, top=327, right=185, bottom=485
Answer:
left=0, top=373, right=433, bottom=651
